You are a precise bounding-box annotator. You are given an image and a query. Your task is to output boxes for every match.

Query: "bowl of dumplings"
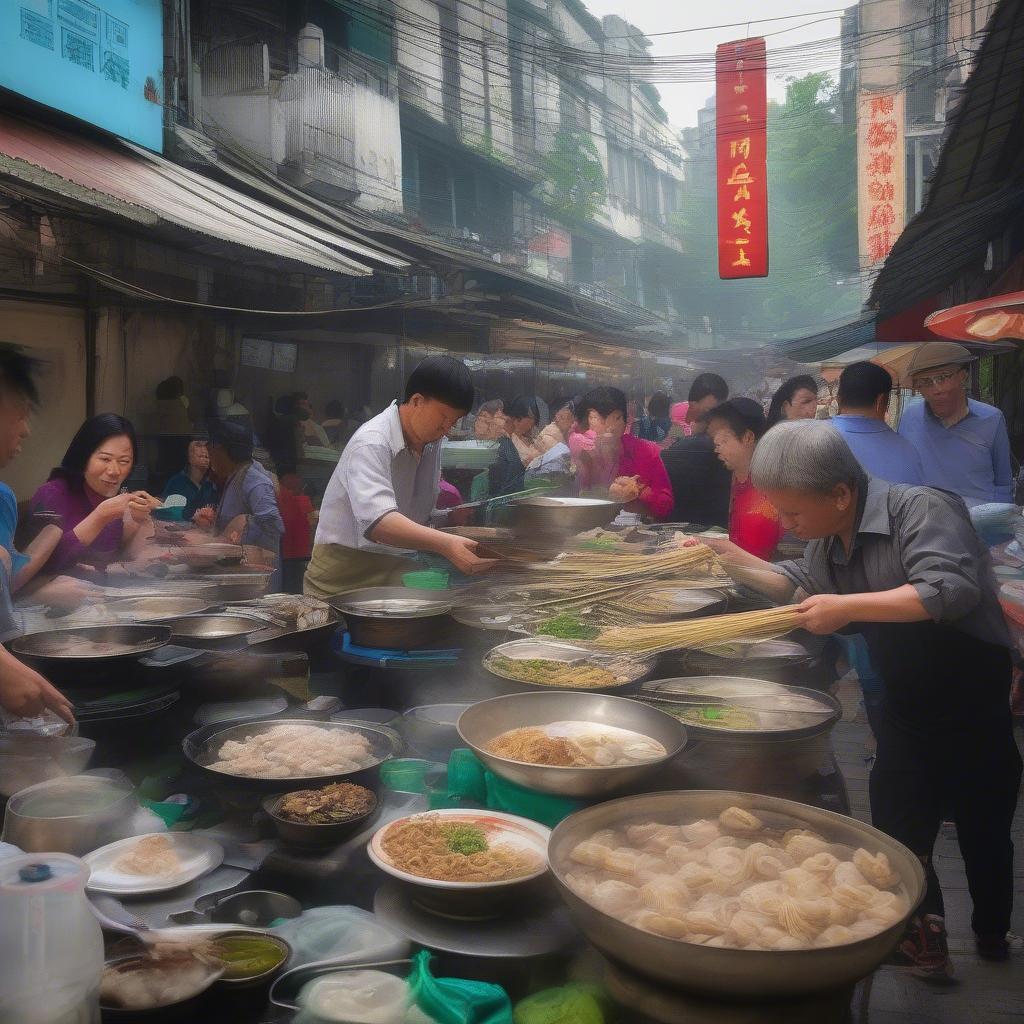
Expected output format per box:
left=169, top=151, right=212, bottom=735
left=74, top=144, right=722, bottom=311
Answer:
left=548, top=790, right=925, bottom=997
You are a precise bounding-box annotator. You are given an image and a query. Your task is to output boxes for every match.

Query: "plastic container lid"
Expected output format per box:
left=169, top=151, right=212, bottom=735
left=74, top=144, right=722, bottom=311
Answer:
left=0, top=853, right=88, bottom=892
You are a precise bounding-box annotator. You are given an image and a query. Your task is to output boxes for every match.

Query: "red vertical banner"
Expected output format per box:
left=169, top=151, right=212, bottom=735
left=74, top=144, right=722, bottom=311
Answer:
left=716, top=38, right=768, bottom=279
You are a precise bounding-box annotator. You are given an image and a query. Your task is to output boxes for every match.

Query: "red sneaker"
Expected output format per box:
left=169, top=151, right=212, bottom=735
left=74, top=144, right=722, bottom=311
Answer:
left=887, top=915, right=956, bottom=983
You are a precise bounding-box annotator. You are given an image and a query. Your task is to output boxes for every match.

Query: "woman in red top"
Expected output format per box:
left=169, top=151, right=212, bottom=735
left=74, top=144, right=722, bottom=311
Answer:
left=706, top=398, right=782, bottom=559
left=574, top=386, right=672, bottom=520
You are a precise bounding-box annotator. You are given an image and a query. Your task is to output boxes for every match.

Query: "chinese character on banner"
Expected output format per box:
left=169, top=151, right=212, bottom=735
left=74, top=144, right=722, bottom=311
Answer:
left=857, top=89, right=905, bottom=271
left=716, top=38, right=768, bottom=279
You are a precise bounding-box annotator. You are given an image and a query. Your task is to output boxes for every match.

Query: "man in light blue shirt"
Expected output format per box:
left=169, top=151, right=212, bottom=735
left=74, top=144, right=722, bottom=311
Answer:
left=832, top=362, right=924, bottom=484
left=898, top=343, right=1013, bottom=506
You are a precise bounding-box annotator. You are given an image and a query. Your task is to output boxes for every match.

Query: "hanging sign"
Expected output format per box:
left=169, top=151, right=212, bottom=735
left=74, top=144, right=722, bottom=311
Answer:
left=857, top=90, right=905, bottom=271
left=716, top=38, right=768, bottom=279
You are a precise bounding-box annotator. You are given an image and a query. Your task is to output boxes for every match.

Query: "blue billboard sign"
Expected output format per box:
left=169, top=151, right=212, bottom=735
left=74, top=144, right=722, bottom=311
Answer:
left=0, top=0, right=164, bottom=151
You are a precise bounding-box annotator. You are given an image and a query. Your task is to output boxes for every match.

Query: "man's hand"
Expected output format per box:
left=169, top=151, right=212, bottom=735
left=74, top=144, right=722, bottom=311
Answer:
left=0, top=656, right=75, bottom=725
left=192, top=506, right=216, bottom=529
left=442, top=535, right=498, bottom=576
left=795, top=593, right=854, bottom=635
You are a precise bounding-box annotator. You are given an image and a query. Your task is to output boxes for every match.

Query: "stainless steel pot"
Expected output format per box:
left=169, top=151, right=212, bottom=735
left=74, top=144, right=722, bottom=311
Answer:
left=640, top=676, right=841, bottom=791
left=330, top=587, right=454, bottom=650
left=548, top=790, right=925, bottom=997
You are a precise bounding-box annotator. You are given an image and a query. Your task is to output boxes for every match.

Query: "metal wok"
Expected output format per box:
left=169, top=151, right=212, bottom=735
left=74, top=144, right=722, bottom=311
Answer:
left=9, top=625, right=172, bottom=686
left=182, top=716, right=402, bottom=791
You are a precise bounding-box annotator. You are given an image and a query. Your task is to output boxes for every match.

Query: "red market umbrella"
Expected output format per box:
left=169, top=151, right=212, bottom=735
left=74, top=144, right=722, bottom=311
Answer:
left=925, top=291, right=1024, bottom=343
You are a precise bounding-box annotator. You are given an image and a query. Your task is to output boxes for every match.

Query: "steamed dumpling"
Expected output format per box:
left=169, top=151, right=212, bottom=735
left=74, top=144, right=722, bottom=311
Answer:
left=780, top=867, right=830, bottom=899
left=852, top=849, right=901, bottom=889
left=783, top=830, right=831, bottom=861
left=832, top=882, right=882, bottom=912
left=726, top=909, right=774, bottom=946
left=680, top=819, right=721, bottom=847
left=592, top=879, right=638, bottom=916
left=773, top=895, right=830, bottom=941
left=833, top=860, right=870, bottom=888
left=640, top=878, right=691, bottom=915
left=816, top=924, right=856, bottom=947
left=719, top=806, right=763, bottom=833
left=801, top=851, right=841, bottom=877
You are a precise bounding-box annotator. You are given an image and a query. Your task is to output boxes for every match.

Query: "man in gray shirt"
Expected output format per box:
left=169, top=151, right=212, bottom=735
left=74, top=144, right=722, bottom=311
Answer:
left=707, top=421, right=1020, bottom=981
left=305, top=356, right=495, bottom=598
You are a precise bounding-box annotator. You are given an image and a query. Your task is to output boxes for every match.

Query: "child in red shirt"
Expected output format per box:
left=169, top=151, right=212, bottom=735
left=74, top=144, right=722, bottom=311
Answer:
left=278, top=473, right=316, bottom=593
left=706, top=398, right=782, bottom=560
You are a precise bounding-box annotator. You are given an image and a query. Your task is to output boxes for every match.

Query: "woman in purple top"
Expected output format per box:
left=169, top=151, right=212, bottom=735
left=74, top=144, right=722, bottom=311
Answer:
left=29, top=414, right=159, bottom=574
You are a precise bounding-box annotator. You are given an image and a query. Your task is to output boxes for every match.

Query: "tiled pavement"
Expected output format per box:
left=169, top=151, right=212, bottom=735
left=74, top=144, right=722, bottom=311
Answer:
left=832, top=676, right=1024, bottom=1024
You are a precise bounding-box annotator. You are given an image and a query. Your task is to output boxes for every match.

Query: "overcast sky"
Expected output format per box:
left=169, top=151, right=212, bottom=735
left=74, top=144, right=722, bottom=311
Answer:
left=583, top=0, right=845, bottom=129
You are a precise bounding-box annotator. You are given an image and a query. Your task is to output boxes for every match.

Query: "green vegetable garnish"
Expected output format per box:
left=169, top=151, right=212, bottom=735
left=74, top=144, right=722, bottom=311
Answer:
left=443, top=823, right=488, bottom=855
left=702, top=707, right=724, bottom=721
left=536, top=612, right=599, bottom=640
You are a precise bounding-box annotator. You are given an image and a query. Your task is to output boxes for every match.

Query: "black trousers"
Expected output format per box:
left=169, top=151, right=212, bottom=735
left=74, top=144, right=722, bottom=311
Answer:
left=869, top=703, right=1021, bottom=936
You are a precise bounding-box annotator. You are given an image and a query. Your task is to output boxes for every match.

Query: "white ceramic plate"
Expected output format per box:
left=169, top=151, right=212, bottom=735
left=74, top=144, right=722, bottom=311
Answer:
left=367, top=809, right=549, bottom=891
left=84, top=833, right=224, bottom=896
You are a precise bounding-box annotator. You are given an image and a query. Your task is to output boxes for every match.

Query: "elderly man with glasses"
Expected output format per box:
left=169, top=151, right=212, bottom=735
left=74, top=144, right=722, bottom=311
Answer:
left=898, top=342, right=1013, bottom=506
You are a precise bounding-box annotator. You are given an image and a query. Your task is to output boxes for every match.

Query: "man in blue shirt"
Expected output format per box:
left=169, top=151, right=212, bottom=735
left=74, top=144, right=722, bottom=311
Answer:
left=832, top=362, right=924, bottom=484
left=898, top=343, right=1013, bottom=506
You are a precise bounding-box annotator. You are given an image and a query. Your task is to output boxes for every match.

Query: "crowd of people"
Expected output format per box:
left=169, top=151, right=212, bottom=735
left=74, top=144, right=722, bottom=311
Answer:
left=0, top=344, right=1020, bottom=981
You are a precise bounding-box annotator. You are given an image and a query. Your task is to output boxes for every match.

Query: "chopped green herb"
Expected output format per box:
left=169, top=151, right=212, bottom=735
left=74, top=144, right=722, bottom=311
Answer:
left=536, top=612, right=599, bottom=640
left=442, top=823, right=488, bottom=856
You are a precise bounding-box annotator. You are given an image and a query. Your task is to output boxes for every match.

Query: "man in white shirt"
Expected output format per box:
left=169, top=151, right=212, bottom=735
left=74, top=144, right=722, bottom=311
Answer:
left=304, top=356, right=495, bottom=598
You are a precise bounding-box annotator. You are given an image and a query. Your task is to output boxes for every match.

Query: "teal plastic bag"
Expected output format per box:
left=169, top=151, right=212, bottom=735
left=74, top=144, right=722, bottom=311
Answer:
left=446, top=750, right=583, bottom=829
left=408, top=950, right=512, bottom=1024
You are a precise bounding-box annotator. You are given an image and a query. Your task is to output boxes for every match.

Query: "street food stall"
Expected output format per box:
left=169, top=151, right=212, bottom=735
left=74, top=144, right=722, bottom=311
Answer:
left=0, top=497, right=928, bottom=1024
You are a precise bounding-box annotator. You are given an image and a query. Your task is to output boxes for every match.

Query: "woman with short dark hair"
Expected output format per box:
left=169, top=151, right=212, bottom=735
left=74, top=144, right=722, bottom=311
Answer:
left=30, top=413, right=159, bottom=573
left=766, top=374, right=819, bottom=428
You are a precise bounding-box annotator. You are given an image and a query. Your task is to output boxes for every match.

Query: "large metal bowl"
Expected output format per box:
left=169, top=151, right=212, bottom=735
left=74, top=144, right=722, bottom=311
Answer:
left=330, top=587, right=454, bottom=649
left=182, top=717, right=402, bottom=791
left=106, top=595, right=215, bottom=622
left=508, top=496, right=622, bottom=537
left=458, top=692, right=687, bottom=797
left=549, top=790, right=925, bottom=997
left=483, top=638, right=656, bottom=695
left=165, top=613, right=268, bottom=649
left=639, top=676, right=841, bottom=791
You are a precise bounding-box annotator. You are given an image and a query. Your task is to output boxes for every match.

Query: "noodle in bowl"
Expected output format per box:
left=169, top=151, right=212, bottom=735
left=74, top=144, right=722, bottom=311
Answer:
left=368, top=810, right=550, bottom=896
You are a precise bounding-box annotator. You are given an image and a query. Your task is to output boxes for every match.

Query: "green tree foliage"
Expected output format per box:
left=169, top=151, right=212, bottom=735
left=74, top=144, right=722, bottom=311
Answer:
left=541, top=128, right=608, bottom=225
left=675, top=72, right=860, bottom=337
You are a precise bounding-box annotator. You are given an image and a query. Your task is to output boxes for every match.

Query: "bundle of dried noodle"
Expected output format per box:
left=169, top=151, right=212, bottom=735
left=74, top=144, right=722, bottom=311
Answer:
left=592, top=606, right=802, bottom=655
